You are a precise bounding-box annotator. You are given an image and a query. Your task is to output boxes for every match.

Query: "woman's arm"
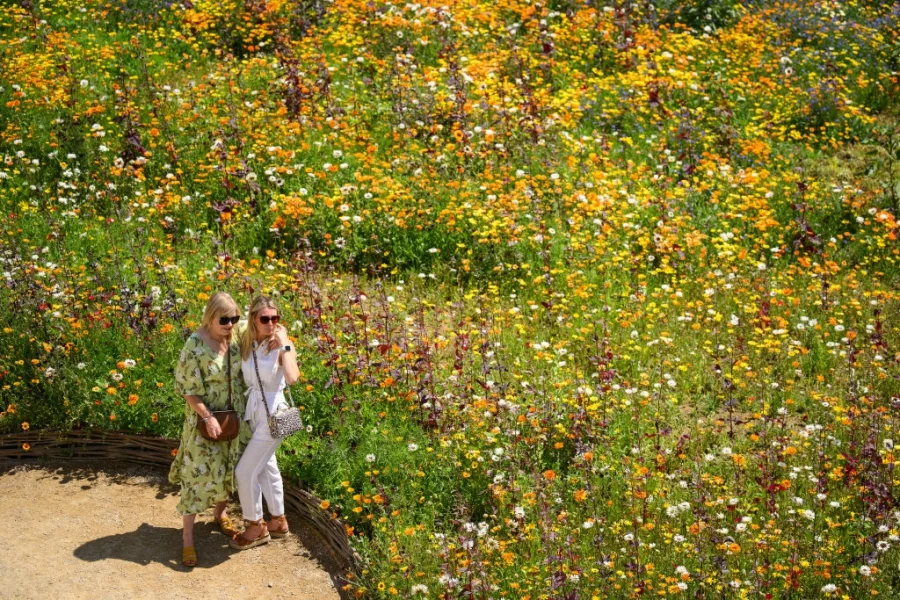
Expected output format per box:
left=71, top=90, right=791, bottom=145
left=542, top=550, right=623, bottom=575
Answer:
left=185, top=394, right=221, bottom=439
left=272, top=324, right=300, bottom=385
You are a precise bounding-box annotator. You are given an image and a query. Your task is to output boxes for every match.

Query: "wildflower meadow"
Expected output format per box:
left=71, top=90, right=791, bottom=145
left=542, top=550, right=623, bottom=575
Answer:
left=2, top=0, right=900, bottom=597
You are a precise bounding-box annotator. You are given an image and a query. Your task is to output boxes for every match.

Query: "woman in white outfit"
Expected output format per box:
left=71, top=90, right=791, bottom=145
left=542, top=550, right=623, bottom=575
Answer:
left=230, top=295, right=300, bottom=550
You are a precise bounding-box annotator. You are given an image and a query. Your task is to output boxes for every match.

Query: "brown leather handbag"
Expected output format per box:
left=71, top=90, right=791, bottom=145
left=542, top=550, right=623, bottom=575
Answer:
left=197, top=345, right=240, bottom=442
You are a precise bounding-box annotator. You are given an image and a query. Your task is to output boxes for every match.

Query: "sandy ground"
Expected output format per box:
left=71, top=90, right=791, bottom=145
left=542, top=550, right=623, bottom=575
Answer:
left=0, top=463, right=343, bottom=600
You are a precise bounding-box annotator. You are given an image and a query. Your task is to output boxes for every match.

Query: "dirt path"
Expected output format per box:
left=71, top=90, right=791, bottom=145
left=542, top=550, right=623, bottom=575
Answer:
left=0, top=463, right=343, bottom=600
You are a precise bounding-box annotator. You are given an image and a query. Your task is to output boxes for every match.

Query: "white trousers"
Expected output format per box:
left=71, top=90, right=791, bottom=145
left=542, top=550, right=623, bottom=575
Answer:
left=235, top=399, right=285, bottom=521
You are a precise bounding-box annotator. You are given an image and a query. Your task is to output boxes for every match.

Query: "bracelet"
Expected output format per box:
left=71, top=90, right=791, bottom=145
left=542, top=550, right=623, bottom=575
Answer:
left=201, top=414, right=212, bottom=422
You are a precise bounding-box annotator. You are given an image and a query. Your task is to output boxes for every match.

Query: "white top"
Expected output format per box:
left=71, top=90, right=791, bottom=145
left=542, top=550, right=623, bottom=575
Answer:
left=242, top=343, right=287, bottom=422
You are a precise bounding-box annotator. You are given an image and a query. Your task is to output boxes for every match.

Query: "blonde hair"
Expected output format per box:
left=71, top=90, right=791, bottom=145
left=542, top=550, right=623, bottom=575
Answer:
left=240, top=295, right=279, bottom=360
left=201, top=292, right=240, bottom=330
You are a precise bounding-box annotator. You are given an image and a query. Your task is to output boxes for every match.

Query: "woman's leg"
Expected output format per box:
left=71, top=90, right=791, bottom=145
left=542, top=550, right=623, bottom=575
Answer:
left=212, top=500, right=228, bottom=522
left=182, top=513, right=196, bottom=547
left=260, top=450, right=288, bottom=533
left=236, top=436, right=280, bottom=520
left=181, top=513, right=198, bottom=566
left=235, top=434, right=280, bottom=539
left=260, top=446, right=285, bottom=517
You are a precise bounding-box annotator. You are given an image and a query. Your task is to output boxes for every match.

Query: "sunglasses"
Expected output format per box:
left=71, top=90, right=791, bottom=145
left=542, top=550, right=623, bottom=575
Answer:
left=218, top=315, right=240, bottom=326
left=258, top=315, right=280, bottom=325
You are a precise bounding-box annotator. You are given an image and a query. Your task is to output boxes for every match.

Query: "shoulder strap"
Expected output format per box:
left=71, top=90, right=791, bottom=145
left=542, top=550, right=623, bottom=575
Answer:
left=252, top=346, right=294, bottom=416
left=225, top=342, right=234, bottom=411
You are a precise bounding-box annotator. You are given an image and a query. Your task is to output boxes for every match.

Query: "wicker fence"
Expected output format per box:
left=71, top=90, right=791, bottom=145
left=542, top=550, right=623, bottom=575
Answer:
left=0, top=429, right=360, bottom=577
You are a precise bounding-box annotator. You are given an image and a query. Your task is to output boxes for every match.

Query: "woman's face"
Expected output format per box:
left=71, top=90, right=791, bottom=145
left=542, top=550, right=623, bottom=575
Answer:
left=256, top=307, right=279, bottom=339
left=212, top=308, right=240, bottom=339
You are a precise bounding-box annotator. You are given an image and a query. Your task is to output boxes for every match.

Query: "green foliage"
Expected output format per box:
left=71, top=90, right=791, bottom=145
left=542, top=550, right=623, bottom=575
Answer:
left=3, top=0, right=900, bottom=597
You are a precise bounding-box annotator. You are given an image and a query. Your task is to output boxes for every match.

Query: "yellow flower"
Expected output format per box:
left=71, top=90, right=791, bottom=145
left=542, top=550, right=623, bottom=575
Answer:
left=21, top=421, right=29, bottom=431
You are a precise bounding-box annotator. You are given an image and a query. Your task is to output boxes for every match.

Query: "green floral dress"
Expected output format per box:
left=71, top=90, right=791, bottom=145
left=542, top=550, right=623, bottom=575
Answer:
left=168, top=332, right=251, bottom=515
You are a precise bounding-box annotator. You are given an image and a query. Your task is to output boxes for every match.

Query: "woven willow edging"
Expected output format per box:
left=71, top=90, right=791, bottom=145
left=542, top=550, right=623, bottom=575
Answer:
left=0, top=429, right=360, bottom=575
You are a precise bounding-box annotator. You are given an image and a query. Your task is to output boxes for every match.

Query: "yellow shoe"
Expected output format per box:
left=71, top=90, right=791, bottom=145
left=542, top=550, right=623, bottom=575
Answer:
left=215, top=514, right=241, bottom=537
left=182, top=545, right=197, bottom=568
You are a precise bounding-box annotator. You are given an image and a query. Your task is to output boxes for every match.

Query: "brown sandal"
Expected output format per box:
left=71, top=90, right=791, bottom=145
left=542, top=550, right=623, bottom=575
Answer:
left=268, top=515, right=289, bottom=539
left=230, top=519, right=270, bottom=550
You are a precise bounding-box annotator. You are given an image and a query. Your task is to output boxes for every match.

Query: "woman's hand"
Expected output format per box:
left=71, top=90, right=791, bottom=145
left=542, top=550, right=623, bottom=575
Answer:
left=266, top=324, right=290, bottom=351
left=205, top=415, right=222, bottom=440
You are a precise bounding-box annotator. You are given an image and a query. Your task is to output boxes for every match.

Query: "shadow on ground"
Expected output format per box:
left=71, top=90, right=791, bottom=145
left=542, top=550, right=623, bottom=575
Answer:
left=74, top=522, right=230, bottom=571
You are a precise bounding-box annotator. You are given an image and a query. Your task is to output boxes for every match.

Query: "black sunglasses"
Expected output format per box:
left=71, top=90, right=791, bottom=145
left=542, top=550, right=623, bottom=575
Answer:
left=218, top=315, right=240, bottom=326
left=258, top=315, right=280, bottom=325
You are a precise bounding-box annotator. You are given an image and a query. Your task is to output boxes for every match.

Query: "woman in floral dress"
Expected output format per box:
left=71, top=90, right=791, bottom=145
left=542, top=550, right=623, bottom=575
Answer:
left=168, top=291, right=250, bottom=567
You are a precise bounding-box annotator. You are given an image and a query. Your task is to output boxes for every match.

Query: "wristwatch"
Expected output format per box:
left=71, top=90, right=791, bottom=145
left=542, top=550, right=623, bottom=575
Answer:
left=283, top=345, right=293, bottom=352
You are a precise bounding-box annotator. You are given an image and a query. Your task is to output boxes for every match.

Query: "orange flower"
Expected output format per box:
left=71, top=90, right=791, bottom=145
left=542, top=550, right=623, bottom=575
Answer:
left=573, top=489, right=587, bottom=503
left=543, top=470, right=556, bottom=481
left=320, top=500, right=331, bottom=510
left=127, top=394, right=139, bottom=405
left=21, top=443, right=30, bottom=451
left=21, top=421, right=29, bottom=431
